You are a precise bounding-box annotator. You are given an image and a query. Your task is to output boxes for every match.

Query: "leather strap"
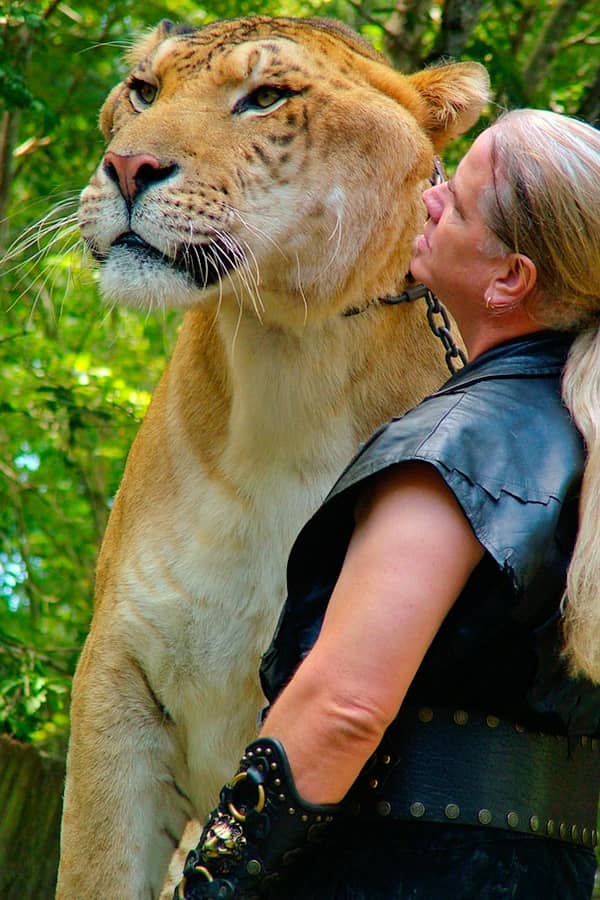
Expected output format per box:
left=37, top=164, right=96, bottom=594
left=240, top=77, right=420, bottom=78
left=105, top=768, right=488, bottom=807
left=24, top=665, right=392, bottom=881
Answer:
left=175, top=738, right=340, bottom=899
left=348, top=706, right=600, bottom=849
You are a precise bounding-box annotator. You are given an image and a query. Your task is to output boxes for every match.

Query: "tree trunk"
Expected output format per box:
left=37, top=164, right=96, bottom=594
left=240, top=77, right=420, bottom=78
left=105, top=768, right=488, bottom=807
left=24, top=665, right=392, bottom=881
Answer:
left=521, top=0, right=590, bottom=100
left=578, top=66, right=600, bottom=124
left=427, top=0, right=488, bottom=63
left=383, top=0, right=435, bottom=71
left=0, top=735, right=64, bottom=899
left=0, top=109, right=21, bottom=253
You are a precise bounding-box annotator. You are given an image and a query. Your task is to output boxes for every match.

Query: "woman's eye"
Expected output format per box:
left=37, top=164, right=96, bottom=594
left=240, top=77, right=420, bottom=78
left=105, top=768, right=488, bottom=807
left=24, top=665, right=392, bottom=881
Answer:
left=129, top=80, right=158, bottom=111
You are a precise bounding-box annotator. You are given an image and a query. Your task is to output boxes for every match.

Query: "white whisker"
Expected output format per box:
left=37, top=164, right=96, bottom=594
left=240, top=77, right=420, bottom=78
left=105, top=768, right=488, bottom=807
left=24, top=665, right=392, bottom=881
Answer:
left=212, top=230, right=264, bottom=324
left=236, top=236, right=264, bottom=318
left=230, top=286, right=244, bottom=359
left=319, top=213, right=343, bottom=276
left=3, top=207, right=80, bottom=267
left=79, top=39, right=137, bottom=55
left=294, top=252, right=309, bottom=326
left=207, top=269, right=225, bottom=337
left=3, top=196, right=84, bottom=318
left=191, top=244, right=209, bottom=287
left=227, top=206, right=288, bottom=262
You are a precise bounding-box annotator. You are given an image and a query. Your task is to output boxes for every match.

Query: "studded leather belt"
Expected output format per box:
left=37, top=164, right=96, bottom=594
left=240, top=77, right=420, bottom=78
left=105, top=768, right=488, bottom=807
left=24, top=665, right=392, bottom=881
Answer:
left=348, top=706, right=600, bottom=849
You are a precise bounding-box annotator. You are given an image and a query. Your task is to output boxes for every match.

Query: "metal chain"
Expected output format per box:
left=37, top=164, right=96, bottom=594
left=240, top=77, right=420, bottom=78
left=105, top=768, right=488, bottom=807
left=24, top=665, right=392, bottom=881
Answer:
left=423, top=288, right=467, bottom=375
left=380, top=284, right=467, bottom=376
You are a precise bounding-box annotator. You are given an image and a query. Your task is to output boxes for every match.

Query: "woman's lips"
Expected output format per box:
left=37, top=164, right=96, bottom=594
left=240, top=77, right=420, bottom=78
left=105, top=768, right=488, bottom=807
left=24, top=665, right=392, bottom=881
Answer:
left=415, top=232, right=429, bottom=253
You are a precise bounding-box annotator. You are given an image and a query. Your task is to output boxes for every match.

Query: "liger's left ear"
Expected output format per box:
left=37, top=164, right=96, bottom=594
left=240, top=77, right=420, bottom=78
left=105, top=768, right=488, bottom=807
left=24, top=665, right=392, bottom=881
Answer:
left=406, top=62, right=491, bottom=151
left=126, top=20, right=179, bottom=67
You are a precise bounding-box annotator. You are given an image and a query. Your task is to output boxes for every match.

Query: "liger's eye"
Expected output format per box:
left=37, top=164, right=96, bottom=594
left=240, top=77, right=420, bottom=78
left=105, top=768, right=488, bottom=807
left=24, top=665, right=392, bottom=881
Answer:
left=253, top=87, right=284, bottom=108
left=128, top=79, right=158, bottom=111
left=234, top=85, right=298, bottom=115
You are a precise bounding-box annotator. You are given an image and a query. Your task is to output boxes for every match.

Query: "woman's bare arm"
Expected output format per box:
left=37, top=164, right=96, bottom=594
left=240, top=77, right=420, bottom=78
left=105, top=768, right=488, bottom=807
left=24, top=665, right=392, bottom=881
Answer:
left=259, top=461, right=484, bottom=803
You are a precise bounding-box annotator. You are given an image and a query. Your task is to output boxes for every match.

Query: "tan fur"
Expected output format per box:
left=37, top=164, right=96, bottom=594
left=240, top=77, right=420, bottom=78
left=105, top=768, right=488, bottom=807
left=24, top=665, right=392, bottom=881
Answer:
left=57, top=16, right=489, bottom=898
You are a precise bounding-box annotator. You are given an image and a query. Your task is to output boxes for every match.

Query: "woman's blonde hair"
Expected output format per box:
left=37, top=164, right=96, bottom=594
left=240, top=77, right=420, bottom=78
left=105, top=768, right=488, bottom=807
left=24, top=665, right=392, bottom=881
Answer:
left=483, top=109, right=600, bottom=681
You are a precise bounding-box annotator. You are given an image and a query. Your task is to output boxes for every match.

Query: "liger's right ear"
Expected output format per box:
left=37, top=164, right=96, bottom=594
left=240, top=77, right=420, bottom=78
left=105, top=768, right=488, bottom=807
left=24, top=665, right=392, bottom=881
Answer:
left=406, top=62, right=491, bottom=151
left=350, top=53, right=490, bottom=152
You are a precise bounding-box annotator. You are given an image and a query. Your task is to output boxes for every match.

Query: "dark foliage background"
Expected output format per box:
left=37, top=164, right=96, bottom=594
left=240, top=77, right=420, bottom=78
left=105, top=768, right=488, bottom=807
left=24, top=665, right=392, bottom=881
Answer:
left=1, top=0, right=598, bottom=759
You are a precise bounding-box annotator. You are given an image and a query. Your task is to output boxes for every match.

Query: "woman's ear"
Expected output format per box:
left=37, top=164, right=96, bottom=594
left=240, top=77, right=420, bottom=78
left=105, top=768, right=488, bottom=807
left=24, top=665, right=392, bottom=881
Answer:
left=488, top=253, right=538, bottom=308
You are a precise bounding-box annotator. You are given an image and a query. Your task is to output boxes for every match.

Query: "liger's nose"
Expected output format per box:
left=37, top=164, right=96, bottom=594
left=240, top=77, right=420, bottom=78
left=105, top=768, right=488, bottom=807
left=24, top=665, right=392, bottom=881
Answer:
left=422, top=184, right=441, bottom=221
left=102, top=152, right=177, bottom=201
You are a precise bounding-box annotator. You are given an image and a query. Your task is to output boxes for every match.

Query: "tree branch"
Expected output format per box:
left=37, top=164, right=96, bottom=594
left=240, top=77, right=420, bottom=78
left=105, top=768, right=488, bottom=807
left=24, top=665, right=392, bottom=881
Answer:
left=521, top=0, right=590, bottom=101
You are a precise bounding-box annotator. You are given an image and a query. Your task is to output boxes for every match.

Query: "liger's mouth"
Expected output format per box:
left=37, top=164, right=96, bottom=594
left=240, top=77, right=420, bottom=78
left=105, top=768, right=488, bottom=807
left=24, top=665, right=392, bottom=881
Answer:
left=89, top=231, right=242, bottom=289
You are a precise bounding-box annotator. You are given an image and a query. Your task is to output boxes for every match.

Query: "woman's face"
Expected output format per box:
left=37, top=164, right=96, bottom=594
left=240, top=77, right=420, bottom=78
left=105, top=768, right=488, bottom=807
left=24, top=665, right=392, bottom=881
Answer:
left=410, top=130, right=505, bottom=314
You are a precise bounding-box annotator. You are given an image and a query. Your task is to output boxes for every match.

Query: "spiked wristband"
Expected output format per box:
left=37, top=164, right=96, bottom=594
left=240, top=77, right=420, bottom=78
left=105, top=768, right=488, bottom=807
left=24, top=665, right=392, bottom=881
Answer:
left=175, top=738, right=340, bottom=899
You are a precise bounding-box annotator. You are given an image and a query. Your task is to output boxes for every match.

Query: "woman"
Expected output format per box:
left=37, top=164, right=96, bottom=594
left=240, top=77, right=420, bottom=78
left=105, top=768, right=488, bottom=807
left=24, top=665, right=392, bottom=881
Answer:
left=176, top=109, right=600, bottom=899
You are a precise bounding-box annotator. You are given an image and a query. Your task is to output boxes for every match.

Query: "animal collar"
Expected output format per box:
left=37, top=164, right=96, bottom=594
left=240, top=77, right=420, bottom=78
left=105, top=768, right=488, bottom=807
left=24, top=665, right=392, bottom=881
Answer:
left=343, top=156, right=445, bottom=319
left=342, top=158, right=465, bottom=375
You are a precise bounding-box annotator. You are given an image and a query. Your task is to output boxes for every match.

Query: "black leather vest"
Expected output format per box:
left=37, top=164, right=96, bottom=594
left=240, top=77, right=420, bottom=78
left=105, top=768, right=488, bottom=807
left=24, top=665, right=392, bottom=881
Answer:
left=260, top=331, right=600, bottom=737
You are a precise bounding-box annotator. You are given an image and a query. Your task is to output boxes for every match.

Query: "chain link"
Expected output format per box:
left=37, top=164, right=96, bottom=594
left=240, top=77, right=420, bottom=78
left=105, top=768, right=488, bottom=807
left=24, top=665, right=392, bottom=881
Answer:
left=379, top=285, right=466, bottom=376
left=423, top=288, right=467, bottom=375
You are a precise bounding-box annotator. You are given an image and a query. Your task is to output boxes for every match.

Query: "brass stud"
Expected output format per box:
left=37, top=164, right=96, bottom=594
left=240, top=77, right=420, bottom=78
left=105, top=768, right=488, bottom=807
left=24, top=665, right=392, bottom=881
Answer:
left=581, top=736, right=589, bottom=748
left=571, top=825, right=579, bottom=842
left=288, top=807, right=296, bottom=816
left=559, top=822, right=568, bottom=839
left=308, top=823, right=325, bottom=843
left=265, top=747, right=272, bottom=755
left=506, top=811, right=519, bottom=828
left=453, top=709, right=468, bottom=726
left=316, top=816, right=322, bottom=822
left=381, top=754, right=391, bottom=765
left=546, top=819, right=556, bottom=837
left=478, top=809, right=492, bottom=825
left=514, top=723, right=525, bottom=733
left=583, top=827, right=591, bottom=846
left=270, top=762, right=278, bottom=770
left=325, top=816, right=334, bottom=822
left=529, top=815, right=540, bottom=833
left=255, top=746, right=262, bottom=754
left=301, top=814, right=308, bottom=822
left=418, top=707, right=434, bottom=723
left=486, top=714, right=500, bottom=728
left=246, top=859, right=262, bottom=876
left=410, top=802, right=425, bottom=818
left=369, top=778, right=379, bottom=790
left=278, top=794, right=286, bottom=801
left=377, top=800, right=392, bottom=817
left=445, top=803, right=460, bottom=820
left=274, top=778, right=281, bottom=787
left=592, top=829, right=598, bottom=847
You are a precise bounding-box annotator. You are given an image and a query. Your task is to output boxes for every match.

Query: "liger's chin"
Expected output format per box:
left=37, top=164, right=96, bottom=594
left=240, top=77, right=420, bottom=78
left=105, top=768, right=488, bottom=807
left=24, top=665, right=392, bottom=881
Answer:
left=98, top=245, right=201, bottom=311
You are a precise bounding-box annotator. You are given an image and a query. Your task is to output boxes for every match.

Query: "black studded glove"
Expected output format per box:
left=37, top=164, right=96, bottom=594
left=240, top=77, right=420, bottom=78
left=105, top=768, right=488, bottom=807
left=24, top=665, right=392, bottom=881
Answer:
left=174, top=738, right=340, bottom=899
